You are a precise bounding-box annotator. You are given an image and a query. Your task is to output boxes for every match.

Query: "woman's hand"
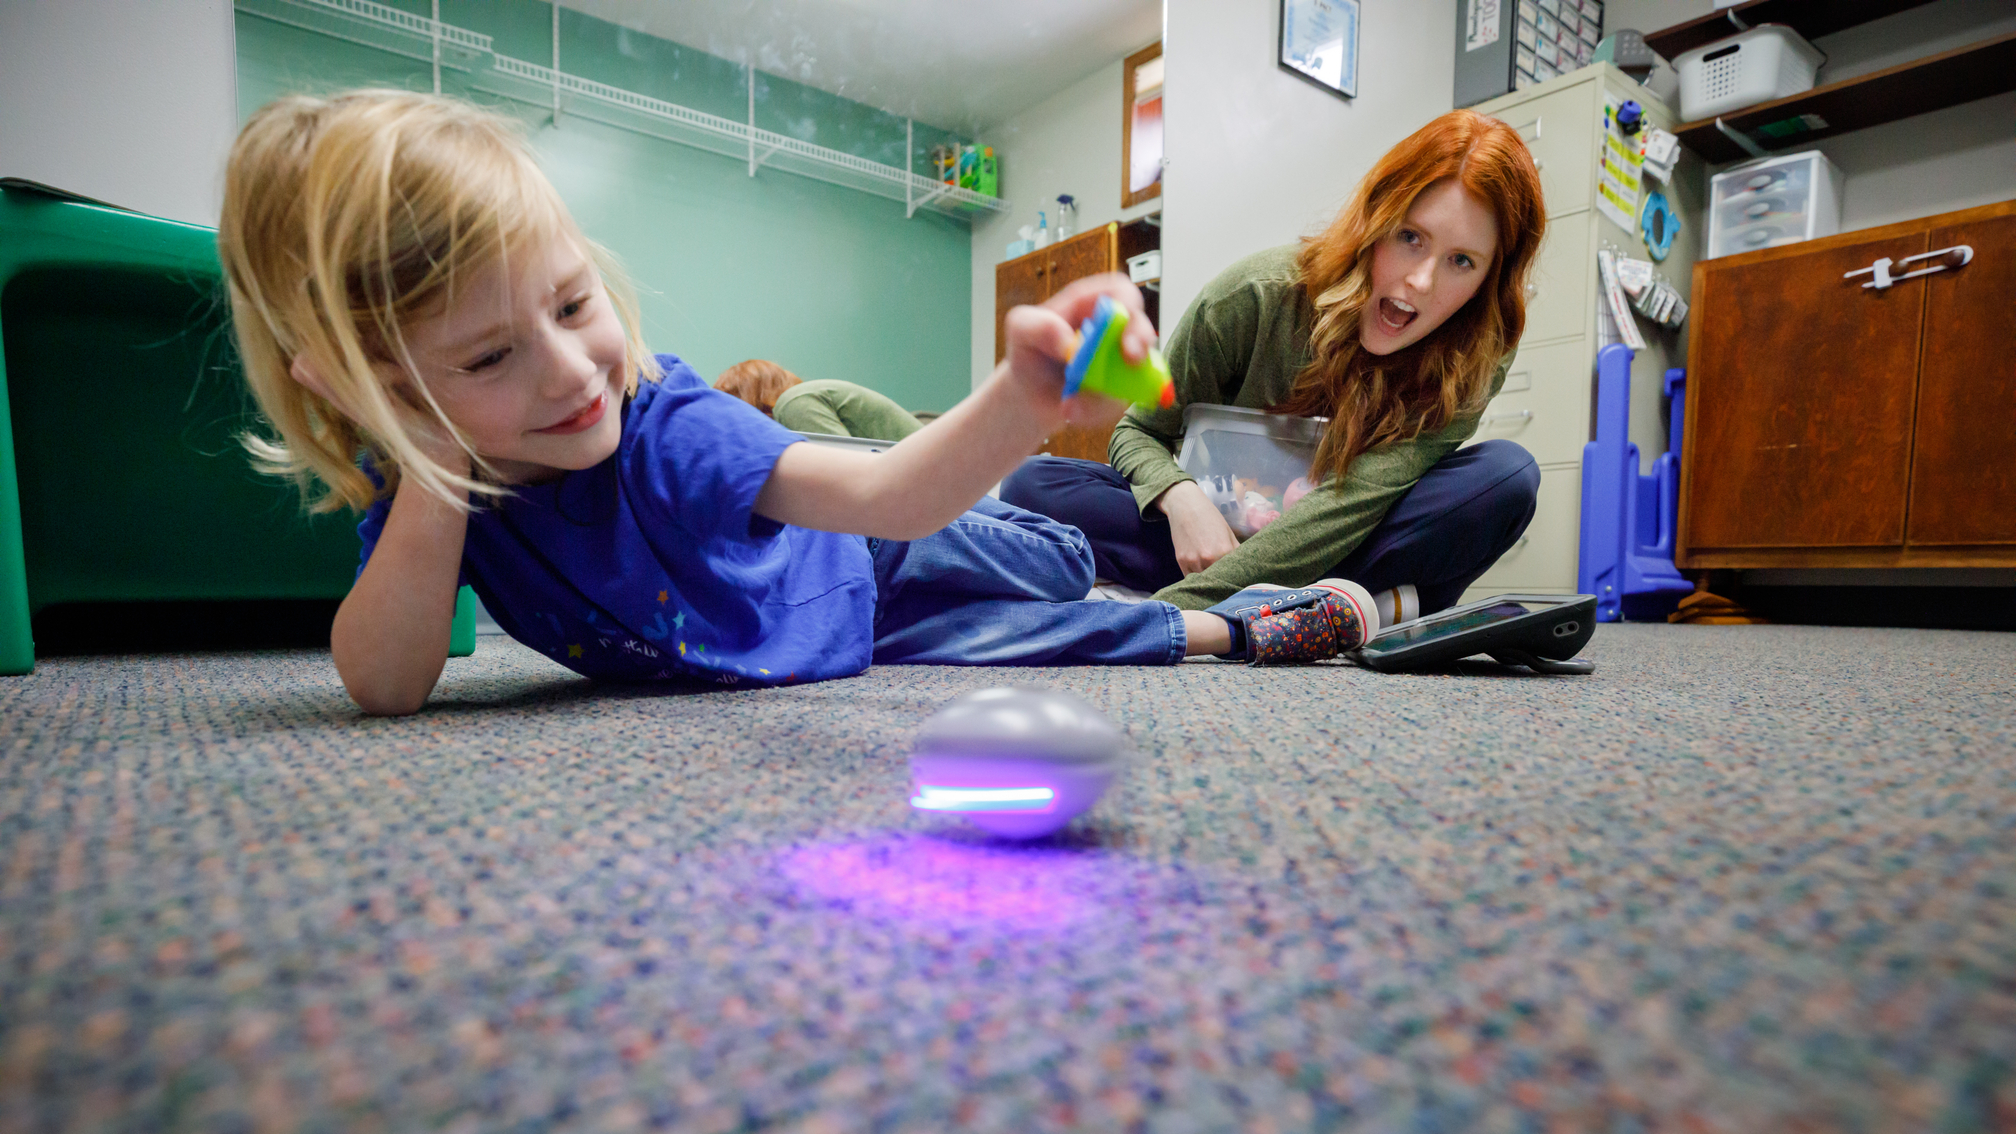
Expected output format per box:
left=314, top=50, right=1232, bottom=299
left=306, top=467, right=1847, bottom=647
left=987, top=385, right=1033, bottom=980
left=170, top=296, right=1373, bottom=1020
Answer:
left=1157, top=480, right=1241, bottom=576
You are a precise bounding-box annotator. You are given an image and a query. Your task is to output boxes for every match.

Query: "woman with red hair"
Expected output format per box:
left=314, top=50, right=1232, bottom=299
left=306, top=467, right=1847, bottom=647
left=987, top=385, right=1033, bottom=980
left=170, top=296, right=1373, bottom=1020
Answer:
left=1004, top=109, right=1547, bottom=623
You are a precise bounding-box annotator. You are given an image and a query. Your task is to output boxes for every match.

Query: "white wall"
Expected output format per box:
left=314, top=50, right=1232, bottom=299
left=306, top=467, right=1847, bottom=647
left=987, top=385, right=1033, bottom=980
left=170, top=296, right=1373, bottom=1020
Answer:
left=969, top=53, right=1165, bottom=388
left=1160, top=0, right=2011, bottom=337
left=0, top=0, right=239, bottom=226
left=1160, top=0, right=1458, bottom=330
left=1606, top=0, right=2016, bottom=229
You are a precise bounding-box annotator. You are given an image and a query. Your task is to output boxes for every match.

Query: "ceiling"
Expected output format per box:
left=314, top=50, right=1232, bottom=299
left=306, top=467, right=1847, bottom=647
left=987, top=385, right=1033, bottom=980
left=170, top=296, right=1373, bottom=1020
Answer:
left=557, top=0, right=1163, bottom=135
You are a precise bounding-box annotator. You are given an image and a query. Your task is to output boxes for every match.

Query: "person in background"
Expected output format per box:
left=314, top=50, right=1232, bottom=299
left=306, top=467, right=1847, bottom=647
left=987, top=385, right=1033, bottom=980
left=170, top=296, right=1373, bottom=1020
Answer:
left=218, top=89, right=1384, bottom=716
left=1003, top=109, right=1546, bottom=626
left=714, top=360, right=923, bottom=442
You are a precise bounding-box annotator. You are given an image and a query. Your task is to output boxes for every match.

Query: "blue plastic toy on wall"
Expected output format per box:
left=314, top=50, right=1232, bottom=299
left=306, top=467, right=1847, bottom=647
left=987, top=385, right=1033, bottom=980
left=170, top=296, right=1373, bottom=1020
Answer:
left=1578, top=344, right=1693, bottom=622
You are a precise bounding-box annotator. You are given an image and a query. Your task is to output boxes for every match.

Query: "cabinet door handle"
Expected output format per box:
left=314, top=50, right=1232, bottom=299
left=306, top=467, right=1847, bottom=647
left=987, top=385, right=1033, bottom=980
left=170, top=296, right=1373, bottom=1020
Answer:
left=1844, top=245, right=1973, bottom=290
left=1483, top=409, right=1534, bottom=426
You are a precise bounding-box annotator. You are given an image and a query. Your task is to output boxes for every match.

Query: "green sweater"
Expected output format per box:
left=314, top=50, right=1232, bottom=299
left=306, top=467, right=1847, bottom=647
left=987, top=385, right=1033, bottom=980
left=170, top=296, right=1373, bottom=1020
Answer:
left=1110, top=245, right=1512, bottom=610
left=772, top=380, right=924, bottom=442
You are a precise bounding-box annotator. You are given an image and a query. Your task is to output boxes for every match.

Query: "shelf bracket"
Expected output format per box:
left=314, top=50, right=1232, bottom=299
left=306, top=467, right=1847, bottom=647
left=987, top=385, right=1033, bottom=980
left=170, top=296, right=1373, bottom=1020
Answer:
left=747, top=141, right=784, bottom=174
left=1714, top=116, right=1770, bottom=159
left=906, top=180, right=954, bottom=219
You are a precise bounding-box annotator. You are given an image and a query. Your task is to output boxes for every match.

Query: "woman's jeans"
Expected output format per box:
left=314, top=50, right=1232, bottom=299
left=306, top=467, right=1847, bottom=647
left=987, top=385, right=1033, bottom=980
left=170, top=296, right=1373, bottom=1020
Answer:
left=998, top=440, right=1541, bottom=615
left=868, top=496, right=1185, bottom=666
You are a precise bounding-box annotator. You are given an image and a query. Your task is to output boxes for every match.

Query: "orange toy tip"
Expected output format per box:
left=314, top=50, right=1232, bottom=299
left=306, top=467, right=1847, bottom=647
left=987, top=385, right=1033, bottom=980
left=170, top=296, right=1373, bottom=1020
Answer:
left=1158, top=383, right=1176, bottom=409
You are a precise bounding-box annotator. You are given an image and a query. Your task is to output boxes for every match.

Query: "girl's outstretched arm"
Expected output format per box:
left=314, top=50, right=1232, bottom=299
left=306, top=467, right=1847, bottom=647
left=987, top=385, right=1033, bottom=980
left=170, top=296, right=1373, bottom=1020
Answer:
left=753, top=274, right=1152, bottom=541
left=330, top=469, right=470, bottom=715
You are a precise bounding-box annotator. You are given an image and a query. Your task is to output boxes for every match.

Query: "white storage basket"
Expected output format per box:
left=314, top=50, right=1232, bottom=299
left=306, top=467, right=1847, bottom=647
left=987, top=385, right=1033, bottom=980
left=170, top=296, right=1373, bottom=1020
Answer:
left=1674, top=24, right=1824, bottom=121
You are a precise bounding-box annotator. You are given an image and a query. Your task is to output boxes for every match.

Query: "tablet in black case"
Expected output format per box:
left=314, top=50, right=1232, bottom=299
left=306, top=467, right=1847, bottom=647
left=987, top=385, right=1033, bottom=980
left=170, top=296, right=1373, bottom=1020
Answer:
left=1351, top=594, right=1597, bottom=674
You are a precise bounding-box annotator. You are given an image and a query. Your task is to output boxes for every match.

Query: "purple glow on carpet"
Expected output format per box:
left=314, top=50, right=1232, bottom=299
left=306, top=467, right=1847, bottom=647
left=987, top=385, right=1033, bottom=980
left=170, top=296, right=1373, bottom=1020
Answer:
left=776, top=834, right=1108, bottom=932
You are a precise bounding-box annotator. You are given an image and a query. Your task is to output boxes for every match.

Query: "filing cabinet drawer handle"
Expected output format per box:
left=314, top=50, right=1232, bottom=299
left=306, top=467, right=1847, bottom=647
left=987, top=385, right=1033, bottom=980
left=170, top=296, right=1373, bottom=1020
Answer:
left=1483, top=409, right=1534, bottom=426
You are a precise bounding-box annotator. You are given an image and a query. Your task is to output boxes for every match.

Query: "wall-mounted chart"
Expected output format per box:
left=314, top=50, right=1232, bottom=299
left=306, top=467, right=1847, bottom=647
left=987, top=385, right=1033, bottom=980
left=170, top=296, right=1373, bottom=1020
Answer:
left=1280, top=0, right=1361, bottom=99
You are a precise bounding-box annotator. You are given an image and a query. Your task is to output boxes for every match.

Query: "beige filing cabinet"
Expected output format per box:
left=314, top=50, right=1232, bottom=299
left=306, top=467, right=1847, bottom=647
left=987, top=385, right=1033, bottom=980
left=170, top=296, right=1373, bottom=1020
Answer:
left=1457, top=63, right=1702, bottom=604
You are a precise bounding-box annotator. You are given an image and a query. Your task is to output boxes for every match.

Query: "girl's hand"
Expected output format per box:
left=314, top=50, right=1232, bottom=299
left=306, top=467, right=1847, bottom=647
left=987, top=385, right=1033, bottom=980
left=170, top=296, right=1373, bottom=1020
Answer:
left=1001, top=273, right=1157, bottom=433
left=1158, top=479, right=1242, bottom=575
left=292, top=354, right=471, bottom=476
left=390, top=387, right=474, bottom=477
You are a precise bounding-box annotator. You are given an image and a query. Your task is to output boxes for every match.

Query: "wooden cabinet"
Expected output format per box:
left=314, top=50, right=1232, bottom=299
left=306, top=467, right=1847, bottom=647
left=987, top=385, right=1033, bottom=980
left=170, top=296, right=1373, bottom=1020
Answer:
left=1910, top=208, right=2016, bottom=546
left=1678, top=198, right=2016, bottom=569
left=994, top=219, right=1160, bottom=463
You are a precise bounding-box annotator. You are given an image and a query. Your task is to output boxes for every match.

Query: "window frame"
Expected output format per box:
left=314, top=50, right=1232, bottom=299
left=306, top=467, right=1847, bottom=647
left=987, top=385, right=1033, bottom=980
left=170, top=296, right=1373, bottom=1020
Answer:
left=1121, top=41, right=1164, bottom=210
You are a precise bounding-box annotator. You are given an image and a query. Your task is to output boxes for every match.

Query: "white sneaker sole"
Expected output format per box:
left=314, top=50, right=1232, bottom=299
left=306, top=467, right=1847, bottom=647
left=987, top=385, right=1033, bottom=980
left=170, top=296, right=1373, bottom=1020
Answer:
left=1311, top=578, right=1381, bottom=643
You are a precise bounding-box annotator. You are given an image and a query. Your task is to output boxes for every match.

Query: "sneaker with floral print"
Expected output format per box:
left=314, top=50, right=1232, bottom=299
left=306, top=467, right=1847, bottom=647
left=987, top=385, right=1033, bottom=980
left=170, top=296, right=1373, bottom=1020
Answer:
left=1203, top=578, right=1379, bottom=664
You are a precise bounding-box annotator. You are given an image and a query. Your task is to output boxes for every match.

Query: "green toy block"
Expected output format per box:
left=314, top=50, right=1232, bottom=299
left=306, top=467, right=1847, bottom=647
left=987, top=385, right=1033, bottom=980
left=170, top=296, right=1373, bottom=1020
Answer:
left=1062, top=296, right=1174, bottom=409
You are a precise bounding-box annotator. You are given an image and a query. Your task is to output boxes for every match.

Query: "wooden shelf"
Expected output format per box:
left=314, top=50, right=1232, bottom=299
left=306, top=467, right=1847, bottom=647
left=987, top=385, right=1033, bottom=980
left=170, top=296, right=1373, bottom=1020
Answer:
left=1643, top=0, right=1937, bottom=60
left=1673, top=30, right=2016, bottom=163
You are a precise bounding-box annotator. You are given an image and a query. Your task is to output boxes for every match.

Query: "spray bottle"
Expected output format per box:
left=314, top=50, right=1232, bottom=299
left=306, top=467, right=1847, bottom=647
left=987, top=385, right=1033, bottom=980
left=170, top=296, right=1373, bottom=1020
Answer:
left=1055, top=194, right=1077, bottom=240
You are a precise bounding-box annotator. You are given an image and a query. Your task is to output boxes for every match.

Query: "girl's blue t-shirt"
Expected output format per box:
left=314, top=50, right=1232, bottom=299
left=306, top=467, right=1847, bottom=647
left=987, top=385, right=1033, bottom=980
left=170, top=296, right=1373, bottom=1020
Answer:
left=356, top=355, right=877, bottom=686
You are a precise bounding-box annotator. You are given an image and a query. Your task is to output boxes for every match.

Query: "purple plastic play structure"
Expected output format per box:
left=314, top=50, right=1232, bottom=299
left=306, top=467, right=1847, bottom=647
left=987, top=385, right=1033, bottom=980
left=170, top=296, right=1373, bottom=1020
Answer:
left=1578, top=343, right=1692, bottom=622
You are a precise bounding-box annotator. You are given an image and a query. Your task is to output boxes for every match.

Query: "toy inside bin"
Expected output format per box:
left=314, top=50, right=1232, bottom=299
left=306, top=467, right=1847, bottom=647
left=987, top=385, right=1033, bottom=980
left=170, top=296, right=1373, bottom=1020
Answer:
left=1175, top=405, right=1328, bottom=540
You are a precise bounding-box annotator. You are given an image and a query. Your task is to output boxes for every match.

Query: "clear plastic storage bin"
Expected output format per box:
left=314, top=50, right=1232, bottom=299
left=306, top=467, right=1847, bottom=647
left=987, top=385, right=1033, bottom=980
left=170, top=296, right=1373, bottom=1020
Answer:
left=1706, top=150, right=1842, bottom=259
left=1175, top=405, right=1327, bottom=540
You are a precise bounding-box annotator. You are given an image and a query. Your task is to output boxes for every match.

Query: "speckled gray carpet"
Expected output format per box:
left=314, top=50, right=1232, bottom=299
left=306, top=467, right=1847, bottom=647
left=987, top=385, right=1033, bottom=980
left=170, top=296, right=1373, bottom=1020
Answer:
left=3, top=624, right=2013, bottom=1133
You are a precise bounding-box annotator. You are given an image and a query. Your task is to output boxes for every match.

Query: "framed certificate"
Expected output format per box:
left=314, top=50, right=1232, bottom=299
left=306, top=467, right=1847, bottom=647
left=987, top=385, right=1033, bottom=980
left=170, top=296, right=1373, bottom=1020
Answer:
left=1279, top=0, right=1360, bottom=99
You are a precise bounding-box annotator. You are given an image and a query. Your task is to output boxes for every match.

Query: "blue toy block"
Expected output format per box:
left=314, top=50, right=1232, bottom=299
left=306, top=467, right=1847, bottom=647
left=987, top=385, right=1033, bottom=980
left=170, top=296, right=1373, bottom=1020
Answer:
left=1578, top=344, right=1693, bottom=622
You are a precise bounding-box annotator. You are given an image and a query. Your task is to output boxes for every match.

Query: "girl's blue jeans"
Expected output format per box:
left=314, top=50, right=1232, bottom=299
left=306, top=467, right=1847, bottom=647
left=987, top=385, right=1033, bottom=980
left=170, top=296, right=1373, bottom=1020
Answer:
left=867, top=496, right=1186, bottom=666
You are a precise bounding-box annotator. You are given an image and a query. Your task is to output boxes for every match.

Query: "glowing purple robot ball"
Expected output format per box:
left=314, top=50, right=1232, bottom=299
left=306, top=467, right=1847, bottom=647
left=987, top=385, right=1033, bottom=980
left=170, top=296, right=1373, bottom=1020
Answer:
left=908, top=687, right=1129, bottom=839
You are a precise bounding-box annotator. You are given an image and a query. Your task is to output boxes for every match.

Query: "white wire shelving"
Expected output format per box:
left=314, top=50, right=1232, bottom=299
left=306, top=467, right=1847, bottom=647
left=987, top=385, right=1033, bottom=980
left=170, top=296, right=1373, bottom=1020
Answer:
left=236, top=0, right=1010, bottom=221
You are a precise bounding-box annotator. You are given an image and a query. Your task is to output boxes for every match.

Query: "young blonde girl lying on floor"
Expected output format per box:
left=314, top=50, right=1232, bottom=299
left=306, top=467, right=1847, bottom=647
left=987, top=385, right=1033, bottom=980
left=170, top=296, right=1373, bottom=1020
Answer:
left=219, top=90, right=1378, bottom=715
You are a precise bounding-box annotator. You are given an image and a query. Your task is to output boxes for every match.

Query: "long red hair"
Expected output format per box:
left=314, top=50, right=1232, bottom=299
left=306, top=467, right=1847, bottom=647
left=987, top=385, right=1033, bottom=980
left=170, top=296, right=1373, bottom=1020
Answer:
left=714, top=359, right=803, bottom=415
left=1274, top=110, right=1545, bottom=485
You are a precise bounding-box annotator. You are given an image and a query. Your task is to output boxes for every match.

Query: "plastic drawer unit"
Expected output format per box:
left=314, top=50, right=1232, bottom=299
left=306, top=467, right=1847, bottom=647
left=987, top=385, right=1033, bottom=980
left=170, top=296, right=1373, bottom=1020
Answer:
left=0, top=184, right=474, bottom=673
left=1706, top=150, right=1842, bottom=259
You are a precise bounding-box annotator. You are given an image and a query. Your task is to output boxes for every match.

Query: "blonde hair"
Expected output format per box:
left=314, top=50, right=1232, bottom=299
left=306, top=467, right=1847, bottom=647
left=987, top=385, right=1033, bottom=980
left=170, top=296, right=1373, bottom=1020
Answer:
left=713, top=359, right=803, bottom=415
left=218, top=89, right=658, bottom=513
left=1275, top=110, right=1545, bottom=485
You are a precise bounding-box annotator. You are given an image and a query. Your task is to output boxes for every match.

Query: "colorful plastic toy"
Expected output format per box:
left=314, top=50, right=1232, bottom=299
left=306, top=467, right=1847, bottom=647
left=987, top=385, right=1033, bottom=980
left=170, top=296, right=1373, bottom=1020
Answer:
left=1062, top=295, right=1175, bottom=409
left=909, top=687, right=1129, bottom=839
left=975, top=147, right=998, bottom=198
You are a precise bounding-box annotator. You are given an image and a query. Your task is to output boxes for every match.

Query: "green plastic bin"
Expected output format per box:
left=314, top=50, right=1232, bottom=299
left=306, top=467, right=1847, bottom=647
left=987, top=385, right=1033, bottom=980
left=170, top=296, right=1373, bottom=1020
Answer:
left=0, top=183, right=474, bottom=673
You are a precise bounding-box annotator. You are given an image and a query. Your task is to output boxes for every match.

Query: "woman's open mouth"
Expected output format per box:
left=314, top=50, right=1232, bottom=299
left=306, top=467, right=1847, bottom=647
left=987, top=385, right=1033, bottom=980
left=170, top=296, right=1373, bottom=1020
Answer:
left=1376, top=297, right=1418, bottom=334
left=535, top=391, right=607, bottom=435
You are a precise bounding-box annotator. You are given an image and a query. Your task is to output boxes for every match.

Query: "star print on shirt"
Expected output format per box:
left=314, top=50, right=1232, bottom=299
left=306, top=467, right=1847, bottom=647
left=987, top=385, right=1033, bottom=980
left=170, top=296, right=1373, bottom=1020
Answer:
left=567, top=644, right=584, bottom=658
left=657, top=590, right=668, bottom=604
left=673, top=611, right=686, bottom=631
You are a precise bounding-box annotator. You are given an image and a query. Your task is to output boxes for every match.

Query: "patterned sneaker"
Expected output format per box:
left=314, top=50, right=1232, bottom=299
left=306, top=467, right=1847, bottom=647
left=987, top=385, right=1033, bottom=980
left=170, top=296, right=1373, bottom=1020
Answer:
left=1204, top=579, right=1380, bottom=664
